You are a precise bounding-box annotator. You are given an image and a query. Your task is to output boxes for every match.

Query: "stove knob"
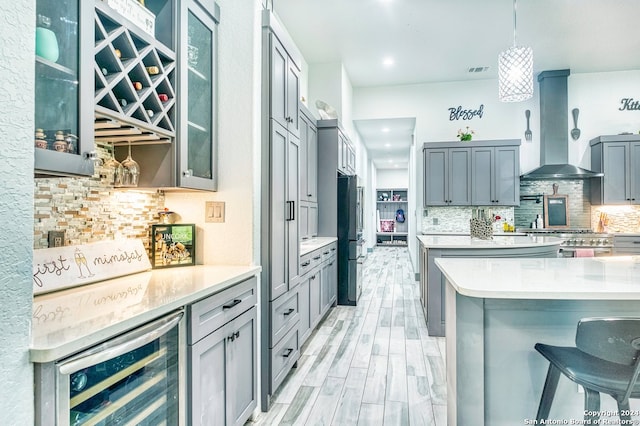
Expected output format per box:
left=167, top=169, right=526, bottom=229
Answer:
left=590, top=239, right=596, bottom=245
left=579, top=239, right=586, bottom=245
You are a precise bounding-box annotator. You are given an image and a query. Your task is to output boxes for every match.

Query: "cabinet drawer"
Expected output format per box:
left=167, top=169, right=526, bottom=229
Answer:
left=270, top=288, right=300, bottom=347
left=614, top=236, right=640, bottom=248
left=188, top=277, right=257, bottom=344
left=270, top=326, right=300, bottom=393
left=300, top=249, right=322, bottom=276
left=320, top=243, right=336, bottom=262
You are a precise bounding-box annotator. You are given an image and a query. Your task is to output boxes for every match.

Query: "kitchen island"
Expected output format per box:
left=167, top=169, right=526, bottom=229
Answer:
left=436, top=256, right=640, bottom=425
left=417, top=235, right=562, bottom=336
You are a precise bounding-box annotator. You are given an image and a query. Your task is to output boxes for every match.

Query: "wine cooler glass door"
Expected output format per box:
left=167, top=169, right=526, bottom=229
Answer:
left=56, top=310, right=183, bottom=426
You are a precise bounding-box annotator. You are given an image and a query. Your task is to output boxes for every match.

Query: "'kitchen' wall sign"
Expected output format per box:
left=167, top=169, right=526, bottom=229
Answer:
left=619, top=98, right=640, bottom=111
left=449, top=104, right=484, bottom=121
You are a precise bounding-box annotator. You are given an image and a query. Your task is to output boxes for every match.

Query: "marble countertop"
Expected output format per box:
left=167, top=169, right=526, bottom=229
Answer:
left=31, top=264, right=260, bottom=363
left=300, top=237, right=337, bottom=256
left=417, top=234, right=563, bottom=249
left=435, top=256, right=640, bottom=300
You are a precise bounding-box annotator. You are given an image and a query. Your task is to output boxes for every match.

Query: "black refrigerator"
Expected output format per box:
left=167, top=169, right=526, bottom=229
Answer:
left=337, top=175, right=364, bottom=305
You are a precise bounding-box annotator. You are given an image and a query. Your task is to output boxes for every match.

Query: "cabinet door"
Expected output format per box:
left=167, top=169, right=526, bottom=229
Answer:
left=424, top=148, right=448, bottom=206
left=494, top=146, right=519, bottom=206
left=471, top=147, right=493, bottom=205
left=329, top=258, right=337, bottom=304
left=320, top=262, right=331, bottom=315
left=630, top=142, right=640, bottom=204
left=298, top=274, right=311, bottom=344
left=287, top=132, right=300, bottom=287
left=347, top=144, right=356, bottom=175
left=35, top=0, right=94, bottom=176
left=448, top=148, right=472, bottom=205
left=299, top=203, right=309, bottom=240
left=308, top=204, right=318, bottom=238
left=338, top=133, right=347, bottom=174
left=227, top=307, right=257, bottom=426
left=299, top=114, right=309, bottom=202
left=309, top=271, right=321, bottom=328
left=179, top=2, right=219, bottom=190
left=307, top=124, right=318, bottom=202
left=270, top=35, right=288, bottom=130
left=189, top=323, right=227, bottom=426
left=286, top=60, right=300, bottom=138
left=602, top=142, right=630, bottom=204
left=270, top=120, right=288, bottom=300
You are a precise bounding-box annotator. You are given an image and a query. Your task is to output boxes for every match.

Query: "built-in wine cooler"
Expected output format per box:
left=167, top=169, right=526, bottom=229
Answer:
left=35, top=310, right=184, bottom=425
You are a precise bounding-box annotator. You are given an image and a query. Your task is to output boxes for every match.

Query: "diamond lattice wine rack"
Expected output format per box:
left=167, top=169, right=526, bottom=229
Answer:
left=94, top=1, right=176, bottom=145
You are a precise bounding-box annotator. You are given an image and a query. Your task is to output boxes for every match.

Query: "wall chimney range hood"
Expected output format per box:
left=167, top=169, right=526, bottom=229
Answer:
left=520, top=69, right=603, bottom=180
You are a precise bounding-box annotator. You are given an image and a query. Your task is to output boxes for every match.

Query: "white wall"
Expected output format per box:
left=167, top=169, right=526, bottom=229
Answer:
left=0, top=1, right=35, bottom=422
left=165, top=0, right=263, bottom=266
left=376, top=169, right=409, bottom=189
left=352, top=70, right=640, bottom=270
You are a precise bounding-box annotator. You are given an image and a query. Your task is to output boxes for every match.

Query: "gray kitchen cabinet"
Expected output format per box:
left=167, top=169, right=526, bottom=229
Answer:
left=299, top=202, right=318, bottom=240
left=423, top=146, right=471, bottom=206
left=308, top=267, right=322, bottom=330
left=321, top=255, right=337, bottom=313
left=260, top=10, right=303, bottom=409
left=614, top=235, right=640, bottom=254
left=107, top=0, right=221, bottom=191
left=471, top=144, right=520, bottom=206
left=300, top=104, right=318, bottom=203
left=35, top=0, right=95, bottom=176
left=267, top=120, right=300, bottom=301
left=298, top=270, right=311, bottom=343
left=590, top=135, right=640, bottom=205
left=423, top=140, right=520, bottom=207
left=188, top=277, right=257, bottom=426
left=269, top=32, right=300, bottom=138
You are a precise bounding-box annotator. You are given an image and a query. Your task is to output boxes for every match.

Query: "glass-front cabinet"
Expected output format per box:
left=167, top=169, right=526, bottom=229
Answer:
left=34, top=0, right=95, bottom=176
left=178, top=0, right=220, bottom=191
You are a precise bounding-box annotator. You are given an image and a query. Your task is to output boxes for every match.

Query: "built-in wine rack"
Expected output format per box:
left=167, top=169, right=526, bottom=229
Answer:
left=94, top=1, right=176, bottom=145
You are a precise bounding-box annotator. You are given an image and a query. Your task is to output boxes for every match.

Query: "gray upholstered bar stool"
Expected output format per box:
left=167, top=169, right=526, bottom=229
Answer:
left=535, top=317, right=640, bottom=423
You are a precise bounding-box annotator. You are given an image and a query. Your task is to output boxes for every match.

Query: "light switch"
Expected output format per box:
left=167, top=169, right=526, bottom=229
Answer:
left=205, top=201, right=225, bottom=223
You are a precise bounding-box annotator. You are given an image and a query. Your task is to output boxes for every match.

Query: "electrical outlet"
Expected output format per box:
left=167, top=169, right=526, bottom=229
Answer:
left=205, top=201, right=225, bottom=223
left=48, top=231, right=65, bottom=247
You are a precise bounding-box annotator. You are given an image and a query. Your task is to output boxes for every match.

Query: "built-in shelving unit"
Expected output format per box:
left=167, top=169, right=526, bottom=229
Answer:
left=376, top=188, right=408, bottom=246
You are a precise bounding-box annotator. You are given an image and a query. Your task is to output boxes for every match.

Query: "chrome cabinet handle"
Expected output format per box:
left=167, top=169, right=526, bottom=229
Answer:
left=223, top=299, right=242, bottom=309
left=283, top=308, right=295, bottom=316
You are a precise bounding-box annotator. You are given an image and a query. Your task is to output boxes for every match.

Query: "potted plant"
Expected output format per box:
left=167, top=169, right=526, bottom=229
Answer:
left=457, top=126, right=474, bottom=142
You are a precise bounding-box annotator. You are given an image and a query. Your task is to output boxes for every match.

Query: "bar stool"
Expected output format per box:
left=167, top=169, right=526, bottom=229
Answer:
left=535, top=317, right=640, bottom=423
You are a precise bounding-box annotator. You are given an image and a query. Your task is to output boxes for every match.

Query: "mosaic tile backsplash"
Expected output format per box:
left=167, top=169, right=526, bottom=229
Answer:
left=34, top=145, right=165, bottom=252
left=421, top=178, right=640, bottom=234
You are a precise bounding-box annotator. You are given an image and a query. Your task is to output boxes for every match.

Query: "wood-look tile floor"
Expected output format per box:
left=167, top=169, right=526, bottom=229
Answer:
left=247, top=247, right=447, bottom=426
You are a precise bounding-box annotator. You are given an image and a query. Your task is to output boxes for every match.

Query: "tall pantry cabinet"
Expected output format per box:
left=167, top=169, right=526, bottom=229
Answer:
left=260, top=10, right=302, bottom=411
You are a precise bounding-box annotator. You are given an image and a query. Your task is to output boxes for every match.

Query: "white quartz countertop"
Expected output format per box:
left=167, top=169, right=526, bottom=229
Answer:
left=435, top=256, right=640, bottom=300
left=31, top=264, right=260, bottom=363
left=300, top=237, right=337, bottom=256
left=417, top=234, right=563, bottom=249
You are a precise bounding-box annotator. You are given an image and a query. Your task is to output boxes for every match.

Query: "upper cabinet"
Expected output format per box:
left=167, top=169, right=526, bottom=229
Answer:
left=300, top=105, right=318, bottom=203
left=178, top=0, right=220, bottom=190
left=269, top=34, right=300, bottom=138
left=34, top=0, right=95, bottom=176
left=318, top=119, right=356, bottom=177
left=590, top=135, right=640, bottom=205
left=471, top=144, right=520, bottom=206
left=423, top=146, right=471, bottom=206
left=423, top=140, right=520, bottom=207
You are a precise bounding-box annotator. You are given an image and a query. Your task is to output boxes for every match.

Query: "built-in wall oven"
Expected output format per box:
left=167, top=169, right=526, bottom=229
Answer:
left=35, top=310, right=184, bottom=426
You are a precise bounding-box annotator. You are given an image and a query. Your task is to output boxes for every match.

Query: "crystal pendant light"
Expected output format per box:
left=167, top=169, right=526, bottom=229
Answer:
left=498, top=0, right=533, bottom=102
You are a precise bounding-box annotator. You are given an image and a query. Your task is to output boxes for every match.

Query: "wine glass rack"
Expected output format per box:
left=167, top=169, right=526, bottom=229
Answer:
left=94, top=1, right=175, bottom=145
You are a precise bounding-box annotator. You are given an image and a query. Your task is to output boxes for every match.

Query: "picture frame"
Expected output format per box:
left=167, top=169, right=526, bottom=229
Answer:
left=151, top=224, right=196, bottom=268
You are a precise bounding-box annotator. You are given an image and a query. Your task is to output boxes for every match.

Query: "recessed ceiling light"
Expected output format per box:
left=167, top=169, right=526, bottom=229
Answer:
left=394, top=164, right=399, bottom=168
left=388, top=159, right=393, bottom=163
left=382, top=127, right=390, bottom=132
left=382, top=57, right=394, bottom=67
left=385, top=143, right=391, bottom=148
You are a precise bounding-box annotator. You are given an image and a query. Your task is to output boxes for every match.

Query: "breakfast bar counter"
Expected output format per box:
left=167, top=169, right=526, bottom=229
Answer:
left=435, top=256, right=640, bottom=425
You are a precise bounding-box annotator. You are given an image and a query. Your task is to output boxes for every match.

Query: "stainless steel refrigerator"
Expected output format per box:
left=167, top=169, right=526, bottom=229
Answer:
left=337, top=175, right=364, bottom=305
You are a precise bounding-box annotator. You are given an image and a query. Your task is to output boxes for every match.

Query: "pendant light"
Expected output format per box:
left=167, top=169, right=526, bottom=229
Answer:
left=498, top=0, right=533, bottom=102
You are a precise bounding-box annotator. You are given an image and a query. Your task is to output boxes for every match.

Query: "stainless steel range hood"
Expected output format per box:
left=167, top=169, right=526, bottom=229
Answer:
left=520, top=69, right=603, bottom=180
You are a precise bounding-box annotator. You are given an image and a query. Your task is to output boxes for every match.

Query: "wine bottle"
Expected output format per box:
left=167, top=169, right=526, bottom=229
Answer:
left=114, top=49, right=122, bottom=58
left=133, top=81, right=142, bottom=91
left=146, top=66, right=160, bottom=75
left=101, top=67, right=108, bottom=76
left=147, top=109, right=154, bottom=118
left=118, top=98, right=128, bottom=107
left=158, top=93, right=169, bottom=102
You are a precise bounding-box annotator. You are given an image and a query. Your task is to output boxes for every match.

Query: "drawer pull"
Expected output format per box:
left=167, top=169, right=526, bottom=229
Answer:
left=329, top=262, right=334, bottom=266
left=283, top=348, right=294, bottom=358
left=331, top=248, right=336, bottom=251
left=223, top=299, right=242, bottom=310
left=313, top=256, right=321, bottom=260
left=310, top=275, right=317, bottom=280
left=633, top=241, right=640, bottom=244
left=283, top=308, right=295, bottom=316
left=227, top=331, right=240, bottom=342
left=323, top=251, right=330, bottom=255
left=301, top=261, right=311, bottom=267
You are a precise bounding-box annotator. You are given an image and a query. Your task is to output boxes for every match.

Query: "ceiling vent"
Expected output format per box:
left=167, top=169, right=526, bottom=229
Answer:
left=468, top=66, right=489, bottom=73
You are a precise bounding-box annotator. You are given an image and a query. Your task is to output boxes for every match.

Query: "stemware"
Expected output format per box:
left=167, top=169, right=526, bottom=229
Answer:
left=103, top=150, right=124, bottom=186
left=121, top=142, right=140, bottom=187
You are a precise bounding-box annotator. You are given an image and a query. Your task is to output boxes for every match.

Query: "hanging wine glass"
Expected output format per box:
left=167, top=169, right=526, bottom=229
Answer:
left=121, top=142, right=140, bottom=187
left=103, top=147, right=124, bottom=186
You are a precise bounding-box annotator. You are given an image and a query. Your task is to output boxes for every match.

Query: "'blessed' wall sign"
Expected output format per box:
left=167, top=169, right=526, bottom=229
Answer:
left=449, top=104, right=484, bottom=121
